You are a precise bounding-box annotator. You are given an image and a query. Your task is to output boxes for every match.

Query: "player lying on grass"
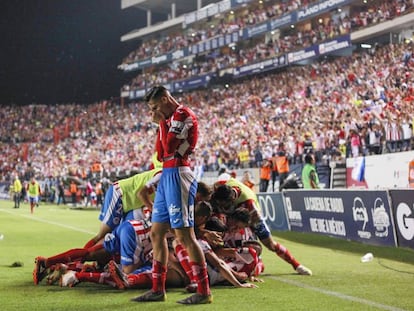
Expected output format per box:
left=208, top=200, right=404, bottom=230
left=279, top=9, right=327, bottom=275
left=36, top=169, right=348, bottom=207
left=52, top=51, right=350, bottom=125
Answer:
left=33, top=218, right=152, bottom=285
left=83, top=167, right=161, bottom=249
left=107, top=201, right=259, bottom=291
left=211, top=177, right=312, bottom=276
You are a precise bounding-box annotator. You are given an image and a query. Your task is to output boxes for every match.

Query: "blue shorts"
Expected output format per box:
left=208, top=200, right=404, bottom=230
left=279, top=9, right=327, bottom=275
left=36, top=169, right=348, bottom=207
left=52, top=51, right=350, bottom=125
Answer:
left=99, top=184, right=124, bottom=231
left=151, top=167, right=197, bottom=229
left=29, top=196, right=38, bottom=204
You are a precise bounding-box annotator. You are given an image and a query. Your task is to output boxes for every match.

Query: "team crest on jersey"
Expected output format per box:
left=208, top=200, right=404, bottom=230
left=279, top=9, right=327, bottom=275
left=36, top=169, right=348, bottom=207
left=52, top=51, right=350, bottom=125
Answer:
left=170, top=120, right=184, bottom=133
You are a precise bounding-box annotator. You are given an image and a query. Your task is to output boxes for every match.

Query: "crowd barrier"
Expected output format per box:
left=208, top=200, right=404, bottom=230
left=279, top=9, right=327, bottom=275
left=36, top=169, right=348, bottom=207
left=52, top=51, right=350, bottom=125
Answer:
left=258, top=189, right=414, bottom=250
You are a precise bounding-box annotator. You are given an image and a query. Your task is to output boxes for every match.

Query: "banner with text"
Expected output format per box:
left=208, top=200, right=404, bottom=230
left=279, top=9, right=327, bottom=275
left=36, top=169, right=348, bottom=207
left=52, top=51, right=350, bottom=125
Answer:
left=388, top=190, right=414, bottom=249
left=283, top=190, right=397, bottom=247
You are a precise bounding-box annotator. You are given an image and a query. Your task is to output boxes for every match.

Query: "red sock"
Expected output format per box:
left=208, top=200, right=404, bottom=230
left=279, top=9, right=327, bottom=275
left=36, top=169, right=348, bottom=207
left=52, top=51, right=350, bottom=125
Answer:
left=76, top=271, right=113, bottom=285
left=191, top=262, right=210, bottom=296
left=83, top=238, right=96, bottom=248
left=151, top=260, right=167, bottom=293
left=274, top=242, right=299, bottom=269
left=127, top=273, right=152, bottom=288
left=46, top=248, right=89, bottom=267
left=46, top=244, right=103, bottom=267
left=66, top=261, right=85, bottom=271
left=174, top=244, right=195, bottom=283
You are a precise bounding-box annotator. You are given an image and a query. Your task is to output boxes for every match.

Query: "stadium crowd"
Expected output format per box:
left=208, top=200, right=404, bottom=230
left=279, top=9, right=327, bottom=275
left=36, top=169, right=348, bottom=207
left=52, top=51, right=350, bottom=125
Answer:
left=1, top=40, right=413, bottom=189
left=123, top=0, right=413, bottom=92
left=121, top=0, right=412, bottom=66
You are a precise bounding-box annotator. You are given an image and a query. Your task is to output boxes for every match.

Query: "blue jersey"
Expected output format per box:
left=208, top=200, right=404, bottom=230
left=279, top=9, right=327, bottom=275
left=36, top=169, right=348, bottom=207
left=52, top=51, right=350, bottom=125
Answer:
left=103, top=219, right=152, bottom=267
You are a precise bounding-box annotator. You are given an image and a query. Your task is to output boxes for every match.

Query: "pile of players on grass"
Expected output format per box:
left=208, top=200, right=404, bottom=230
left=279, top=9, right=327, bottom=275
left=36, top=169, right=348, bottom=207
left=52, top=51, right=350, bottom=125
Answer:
left=33, top=168, right=311, bottom=294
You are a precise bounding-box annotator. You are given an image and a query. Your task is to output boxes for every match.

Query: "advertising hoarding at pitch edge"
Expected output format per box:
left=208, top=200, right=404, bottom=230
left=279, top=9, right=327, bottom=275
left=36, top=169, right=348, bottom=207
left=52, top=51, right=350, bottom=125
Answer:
left=388, top=190, right=414, bottom=249
left=282, top=190, right=397, bottom=247
left=256, top=193, right=290, bottom=231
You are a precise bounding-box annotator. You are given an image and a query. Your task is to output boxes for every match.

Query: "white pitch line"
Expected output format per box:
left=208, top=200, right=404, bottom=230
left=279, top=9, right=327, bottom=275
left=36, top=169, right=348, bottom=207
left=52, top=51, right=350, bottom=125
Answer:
left=0, top=208, right=95, bottom=235
left=269, top=276, right=408, bottom=311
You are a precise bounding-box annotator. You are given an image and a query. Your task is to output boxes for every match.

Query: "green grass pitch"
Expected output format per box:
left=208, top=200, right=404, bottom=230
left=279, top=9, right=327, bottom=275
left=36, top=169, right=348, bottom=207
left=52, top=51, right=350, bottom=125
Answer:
left=0, top=200, right=413, bottom=311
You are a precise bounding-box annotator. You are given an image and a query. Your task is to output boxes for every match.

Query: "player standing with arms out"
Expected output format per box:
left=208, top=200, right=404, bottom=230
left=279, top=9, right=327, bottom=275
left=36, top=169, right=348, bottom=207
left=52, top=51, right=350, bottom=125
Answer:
left=132, top=86, right=212, bottom=304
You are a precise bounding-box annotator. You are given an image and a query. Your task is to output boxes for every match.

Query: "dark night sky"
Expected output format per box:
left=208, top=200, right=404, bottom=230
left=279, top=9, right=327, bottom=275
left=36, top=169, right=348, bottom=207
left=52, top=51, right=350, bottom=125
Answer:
left=0, top=0, right=152, bottom=106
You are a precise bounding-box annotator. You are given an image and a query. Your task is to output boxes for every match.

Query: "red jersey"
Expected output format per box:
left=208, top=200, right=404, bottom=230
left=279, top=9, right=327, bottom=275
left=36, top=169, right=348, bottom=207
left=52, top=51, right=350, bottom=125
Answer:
left=156, top=105, right=198, bottom=168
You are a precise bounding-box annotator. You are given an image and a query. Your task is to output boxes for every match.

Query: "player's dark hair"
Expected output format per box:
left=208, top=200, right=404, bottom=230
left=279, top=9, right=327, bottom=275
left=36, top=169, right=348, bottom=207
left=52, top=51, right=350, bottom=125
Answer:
left=195, top=201, right=213, bottom=218
left=205, top=216, right=227, bottom=232
left=304, top=154, right=314, bottom=164
left=212, top=184, right=233, bottom=201
left=197, top=181, right=213, bottom=197
left=230, top=207, right=250, bottom=224
left=144, top=85, right=168, bottom=102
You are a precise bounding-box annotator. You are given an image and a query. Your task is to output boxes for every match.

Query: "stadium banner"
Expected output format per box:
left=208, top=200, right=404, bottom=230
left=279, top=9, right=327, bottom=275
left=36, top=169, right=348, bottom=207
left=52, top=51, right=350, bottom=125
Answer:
left=233, top=55, right=287, bottom=77
left=231, top=0, right=252, bottom=6
left=388, top=190, right=414, bottom=249
left=191, top=31, right=239, bottom=56
left=184, top=0, right=232, bottom=27
left=318, top=34, right=351, bottom=54
left=124, top=47, right=190, bottom=72
left=346, top=151, right=414, bottom=189
left=296, top=0, right=353, bottom=21
left=287, top=45, right=318, bottom=64
left=131, top=89, right=146, bottom=99
left=123, top=58, right=153, bottom=72
left=243, top=21, right=270, bottom=39
left=257, top=192, right=290, bottom=231
left=269, top=13, right=295, bottom=31
left=283, top=190, right=397, bottom=247
left=173, top=74, right=212, bottom=92
left=171, top=48, right=188, bottom=61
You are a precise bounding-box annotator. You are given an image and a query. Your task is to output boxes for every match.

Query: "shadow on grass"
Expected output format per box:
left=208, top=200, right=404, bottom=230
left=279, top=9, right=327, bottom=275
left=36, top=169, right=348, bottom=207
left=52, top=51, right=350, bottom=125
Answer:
left=273, top=230, right=414, bottom=265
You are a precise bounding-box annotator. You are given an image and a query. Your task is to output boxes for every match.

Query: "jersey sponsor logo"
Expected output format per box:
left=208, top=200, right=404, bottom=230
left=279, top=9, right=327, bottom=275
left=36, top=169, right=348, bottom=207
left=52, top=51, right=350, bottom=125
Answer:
left=169, top=204, right=180, bottom=216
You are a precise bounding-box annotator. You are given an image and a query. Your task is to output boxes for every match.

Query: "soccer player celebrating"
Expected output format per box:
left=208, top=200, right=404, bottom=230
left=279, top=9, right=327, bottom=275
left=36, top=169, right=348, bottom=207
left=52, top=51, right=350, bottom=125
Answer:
left=82, top=167, right=161, bottom=248
left=33, top=218, right=153, bottom=286
left=211, top=177, right=312, bottom=276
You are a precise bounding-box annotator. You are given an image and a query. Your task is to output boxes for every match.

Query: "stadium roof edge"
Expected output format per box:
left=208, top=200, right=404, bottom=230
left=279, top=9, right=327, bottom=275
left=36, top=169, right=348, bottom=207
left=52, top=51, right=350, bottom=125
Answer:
left=121, top=16, right=185, bottom=42
left=120, top=0, right=223, bottom=41
left=121, top=0, right=220, bottom=15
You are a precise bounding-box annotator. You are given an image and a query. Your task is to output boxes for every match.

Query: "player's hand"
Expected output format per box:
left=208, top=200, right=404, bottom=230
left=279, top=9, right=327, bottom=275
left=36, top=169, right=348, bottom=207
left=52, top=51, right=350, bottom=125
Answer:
left=240, top=282, right=258, bottom=289
left=204, top=230, right=224, bottom=247
left=249, top=276, right=264, bottom=283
